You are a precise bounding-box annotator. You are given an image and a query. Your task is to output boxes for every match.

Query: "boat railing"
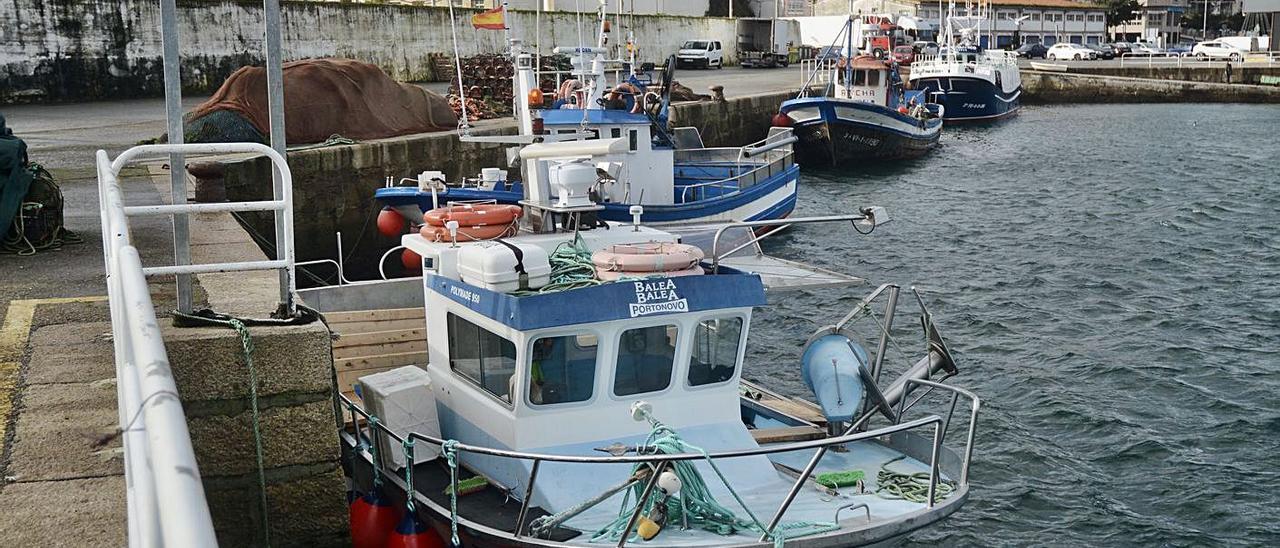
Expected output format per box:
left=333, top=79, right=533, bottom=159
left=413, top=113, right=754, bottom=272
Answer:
left=708, top=212, right=883, bottom=273
left=674, top=129, right=796, bottom=203
left=97, top=142, right=296, bottom=547
left=800, top=57, right=843, bottom=86
left=339, top=392, right=968, bottom=545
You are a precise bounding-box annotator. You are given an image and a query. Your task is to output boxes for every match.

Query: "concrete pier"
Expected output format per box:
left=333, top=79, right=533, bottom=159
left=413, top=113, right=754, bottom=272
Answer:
left=1021, top=71, right=1280, bottom=104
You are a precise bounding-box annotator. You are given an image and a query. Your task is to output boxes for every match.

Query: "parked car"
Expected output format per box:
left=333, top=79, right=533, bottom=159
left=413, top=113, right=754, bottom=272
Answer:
left=1087, top=43, right=1116, bottom=60
left=676, top=39, right=723, bottom=69
left=1192, top=40, right=1246, bottom=61
left=815, top=45, right=844, bottom=62
left=1130, top=41, right=1165, bottom=55
left=892, top=45, right=916, bottom=65
left=1111, top=42, right=1134, bottom=56
left=1167, top=44, right=1192, bottom=56
left=1015, top=43, right=1048, bottom=59
left=1047, top=43, right=1098, bottom=61
left=913, top=41, right=940, bottom=56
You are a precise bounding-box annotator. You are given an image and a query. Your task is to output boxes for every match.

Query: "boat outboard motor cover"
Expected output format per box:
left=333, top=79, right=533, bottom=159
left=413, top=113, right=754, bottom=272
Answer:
left=801, top=327, right=870, bottom=424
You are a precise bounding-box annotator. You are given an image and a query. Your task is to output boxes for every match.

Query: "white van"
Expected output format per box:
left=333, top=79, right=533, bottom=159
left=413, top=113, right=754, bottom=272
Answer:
left=676, top=40, right=724, bottom=69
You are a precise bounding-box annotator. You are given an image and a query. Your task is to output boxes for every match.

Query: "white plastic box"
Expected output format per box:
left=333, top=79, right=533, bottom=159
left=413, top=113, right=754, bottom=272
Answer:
left=458, top=240, right=552, bottom=292
left=358, top=366, right=440, bottom=468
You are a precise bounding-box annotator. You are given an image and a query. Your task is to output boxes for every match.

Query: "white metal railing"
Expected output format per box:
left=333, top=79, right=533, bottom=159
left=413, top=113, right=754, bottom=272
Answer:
left=97, top=143, right=297, bottom=547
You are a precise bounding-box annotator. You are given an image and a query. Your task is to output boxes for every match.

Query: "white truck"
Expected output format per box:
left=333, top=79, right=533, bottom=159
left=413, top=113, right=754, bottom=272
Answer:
left=737, top=18, right=798, bottom=68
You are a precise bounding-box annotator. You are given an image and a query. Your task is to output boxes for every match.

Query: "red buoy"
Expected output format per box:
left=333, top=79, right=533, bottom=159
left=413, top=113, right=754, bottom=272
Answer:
left=401, top=248, right=423, bottom=272
left=385, top=514, right=446, bottom=548
left=377, top=207, right=406, bottom=238
left=770, top=113, right=793, bottom=127
left=350, top=490, right=402, bottom=548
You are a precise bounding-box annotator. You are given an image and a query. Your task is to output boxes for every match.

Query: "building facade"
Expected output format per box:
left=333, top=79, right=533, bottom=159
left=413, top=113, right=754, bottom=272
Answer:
left=916, top=0, right=1108, bottom=47
left=1109, top=0, right=1188, bottom=44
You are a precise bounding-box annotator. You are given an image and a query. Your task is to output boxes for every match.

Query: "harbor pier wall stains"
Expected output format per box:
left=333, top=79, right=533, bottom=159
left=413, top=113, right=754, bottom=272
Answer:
left=1047, top=65, right=1280, bottom=86
left=0, top=0, right=737, bottom=103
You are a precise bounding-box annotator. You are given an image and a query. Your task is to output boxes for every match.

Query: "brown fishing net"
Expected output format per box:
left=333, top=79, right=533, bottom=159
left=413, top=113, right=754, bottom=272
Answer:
left=186, top=58, right=457, bottom=145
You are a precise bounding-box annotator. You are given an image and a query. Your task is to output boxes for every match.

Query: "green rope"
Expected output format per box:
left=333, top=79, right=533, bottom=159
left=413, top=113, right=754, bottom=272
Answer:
left=585, top=409, right=837, bottom=547
left=402, top=438, right=416, bottom=512
left=513, top=234, right=603, bottom=295
left=285, top=134, right=357, bottom=152
left=873, top=456, right=955, bottom=504
left=226, top=318, right=272, bottom=548
left=442, top=439, right=461, bottom=547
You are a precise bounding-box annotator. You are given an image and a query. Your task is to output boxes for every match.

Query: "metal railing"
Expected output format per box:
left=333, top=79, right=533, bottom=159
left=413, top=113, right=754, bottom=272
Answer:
left=676, top=129, right=796, bottom=203
left=97, top=143, right=297, bottom=547
left=340, top=394, right=961, bottom=547
left=708, top=213, right=881, bottom=273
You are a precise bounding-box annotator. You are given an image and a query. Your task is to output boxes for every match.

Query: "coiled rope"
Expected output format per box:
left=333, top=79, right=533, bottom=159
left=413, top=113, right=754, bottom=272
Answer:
left=873, top=456, right=955, bottom=504
left=512, top=234, right=603, bottom=295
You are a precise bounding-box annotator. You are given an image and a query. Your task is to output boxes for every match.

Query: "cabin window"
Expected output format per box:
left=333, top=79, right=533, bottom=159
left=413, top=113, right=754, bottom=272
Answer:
left=614, top=325, right=678, bottom=396
left=528, top=333, right=599, bottom=406
left=447, top=313, right=518, bottom=403
left=688, top=317, right=743, bottom=387
left=611, top=127, right=622, bottom=138
left=867, top=70, right=881, bottom=87
left=853, top=70, right=867, bottom=86
left=628, top=129, right=638, bottom=151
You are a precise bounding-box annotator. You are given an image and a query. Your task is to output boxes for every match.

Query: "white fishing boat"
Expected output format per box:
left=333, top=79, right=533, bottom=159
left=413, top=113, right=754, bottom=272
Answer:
left=317, top=130, right=982, bottom=546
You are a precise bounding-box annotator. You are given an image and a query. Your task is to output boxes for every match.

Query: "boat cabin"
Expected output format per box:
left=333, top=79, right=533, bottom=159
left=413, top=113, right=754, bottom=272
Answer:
left=402, top=225, right=779, bottom=512
left=835, top=55, right=895, bottom=106
left=536, top=109, right=675, bottom=206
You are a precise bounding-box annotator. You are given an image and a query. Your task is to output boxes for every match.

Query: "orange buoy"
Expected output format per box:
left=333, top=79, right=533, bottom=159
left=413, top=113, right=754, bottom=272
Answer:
left=770, top=112, right=793, bottom=127
left=401, top=248, right=423, bottom=272
left=385, top=514, right=446, bottom=548
left=422, top=203, right=522, bottom=228
left=377, top=207, right=406, bottom=238
left=419, top=223, right=515, bottom=243
left=350, top=489, right=402, bottom=548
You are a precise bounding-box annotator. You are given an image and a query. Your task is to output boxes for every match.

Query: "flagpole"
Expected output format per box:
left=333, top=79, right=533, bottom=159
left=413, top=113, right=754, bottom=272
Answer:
left=447, top=1, right=471, bottom=134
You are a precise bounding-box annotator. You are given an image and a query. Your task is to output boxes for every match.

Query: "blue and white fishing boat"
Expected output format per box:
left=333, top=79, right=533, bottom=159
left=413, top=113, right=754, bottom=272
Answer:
left=316, top=126, right=984, bottom=546
left=775, top=17, right=943, bottom=166
left=907, top=2, right=1022, bottom=122
left=377, top=10, right=798, bottom=228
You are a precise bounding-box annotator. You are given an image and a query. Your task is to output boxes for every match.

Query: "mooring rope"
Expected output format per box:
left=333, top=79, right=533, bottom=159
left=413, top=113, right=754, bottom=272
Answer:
left=442, top=439, right=462, bottom=546
left=873, top=456, right=955, bottom=504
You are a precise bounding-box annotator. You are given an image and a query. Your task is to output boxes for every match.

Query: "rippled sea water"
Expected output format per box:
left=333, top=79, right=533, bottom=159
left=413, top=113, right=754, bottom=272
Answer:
left=745, top=104, right=1280, bottom=546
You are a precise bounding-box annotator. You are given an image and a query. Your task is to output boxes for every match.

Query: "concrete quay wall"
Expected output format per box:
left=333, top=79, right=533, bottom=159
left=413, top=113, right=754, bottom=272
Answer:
left=1053, top=65, right=1280, bottom=86
left=1020, top=71, right=1280, bottom=104
left=1, top=0, right=737, bottom=103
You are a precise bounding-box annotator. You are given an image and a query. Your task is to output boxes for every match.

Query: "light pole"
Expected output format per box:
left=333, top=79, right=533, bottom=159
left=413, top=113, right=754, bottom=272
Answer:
left=1203, top=0, right=1209, bottom=39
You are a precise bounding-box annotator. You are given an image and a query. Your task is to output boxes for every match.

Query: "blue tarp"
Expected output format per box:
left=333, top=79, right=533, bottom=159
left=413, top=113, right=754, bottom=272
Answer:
left=0, top=114, right=33, bottom=237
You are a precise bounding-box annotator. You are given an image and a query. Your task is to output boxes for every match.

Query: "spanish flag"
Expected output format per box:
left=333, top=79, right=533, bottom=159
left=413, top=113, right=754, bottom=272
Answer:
left=471, top=6, right=506, bottom=30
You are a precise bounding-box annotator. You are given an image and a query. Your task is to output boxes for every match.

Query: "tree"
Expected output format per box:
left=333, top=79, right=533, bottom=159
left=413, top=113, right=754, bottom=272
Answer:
left=1102, top=0, right=1142, bottom=29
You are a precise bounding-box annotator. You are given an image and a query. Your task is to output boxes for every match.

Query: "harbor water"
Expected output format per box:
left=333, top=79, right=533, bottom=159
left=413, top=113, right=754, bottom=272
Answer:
left=748, top=104, right=1280, bottom=545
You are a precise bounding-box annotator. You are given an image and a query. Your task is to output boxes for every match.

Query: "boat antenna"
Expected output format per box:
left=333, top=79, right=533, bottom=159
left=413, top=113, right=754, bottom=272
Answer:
left=446, top=0, right=471, bottom=135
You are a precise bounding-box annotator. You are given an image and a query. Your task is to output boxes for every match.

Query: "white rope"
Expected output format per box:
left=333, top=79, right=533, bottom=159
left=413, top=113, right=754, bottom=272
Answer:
left=446, top=1, right=471, bottom=133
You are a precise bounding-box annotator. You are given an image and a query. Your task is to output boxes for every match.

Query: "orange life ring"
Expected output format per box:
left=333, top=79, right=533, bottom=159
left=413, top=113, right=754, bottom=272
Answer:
left=595, top=264, right=703, bottom=281
left=592, top=242, right=704, bottom=274
left=423, top=204, right=522, bottom=228
left=419, top=223, right=515, bottom=242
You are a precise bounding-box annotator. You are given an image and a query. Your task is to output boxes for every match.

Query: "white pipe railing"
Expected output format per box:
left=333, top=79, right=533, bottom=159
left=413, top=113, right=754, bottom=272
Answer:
left=97, top=142, right=298, bottom=547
